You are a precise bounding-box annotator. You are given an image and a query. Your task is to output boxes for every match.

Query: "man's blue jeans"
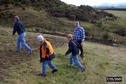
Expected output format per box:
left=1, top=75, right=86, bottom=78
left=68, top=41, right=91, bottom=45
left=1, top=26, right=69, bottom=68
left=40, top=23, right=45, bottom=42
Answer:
left=42, top=61, right=57, bottom=75
left=70, top=54, right=83, bottom=70
left=17, top=32, right=32, bottom=52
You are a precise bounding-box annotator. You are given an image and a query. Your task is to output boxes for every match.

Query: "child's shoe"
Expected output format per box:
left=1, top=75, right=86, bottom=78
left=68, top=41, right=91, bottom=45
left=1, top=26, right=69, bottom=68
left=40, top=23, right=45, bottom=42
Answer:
left=68, top=64, right=73, bottom=67
left=52, top=69, right=58, bottom=73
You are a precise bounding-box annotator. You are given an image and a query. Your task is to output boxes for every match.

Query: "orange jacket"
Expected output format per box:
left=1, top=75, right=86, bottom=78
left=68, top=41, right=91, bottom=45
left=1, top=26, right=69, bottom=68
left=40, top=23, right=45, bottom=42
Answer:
left=40, top=40, right=55, bottom=62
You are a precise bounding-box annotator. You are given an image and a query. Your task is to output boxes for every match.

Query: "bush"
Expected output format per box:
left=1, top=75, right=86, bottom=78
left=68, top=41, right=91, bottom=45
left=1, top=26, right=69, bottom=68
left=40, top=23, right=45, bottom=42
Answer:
left=103, top=33, right=109, bottom=40
left=0, top=0, right=117, bottom=22
left=115, top=28, right=126, bottom=36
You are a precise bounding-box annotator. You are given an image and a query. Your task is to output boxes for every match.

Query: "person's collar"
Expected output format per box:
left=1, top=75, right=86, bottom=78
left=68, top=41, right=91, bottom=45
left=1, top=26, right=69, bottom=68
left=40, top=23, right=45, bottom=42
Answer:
left=41, top=40, right=44, bottom=44
left=75, top=26, right=80, bottom=29
left=70, top=39, right=73, bottom=41
left=41, top=40, right=46, bottom=44
left=16, top=20, right=19, bottom=22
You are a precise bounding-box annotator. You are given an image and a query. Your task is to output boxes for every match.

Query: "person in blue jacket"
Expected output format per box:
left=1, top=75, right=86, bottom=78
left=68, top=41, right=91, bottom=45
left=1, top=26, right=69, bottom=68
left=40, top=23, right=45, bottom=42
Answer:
left=73, top=21, right=85, bottom=58
left=65, top=34, right=85, bottom=72
left=12, top=16, right=32, bottom=53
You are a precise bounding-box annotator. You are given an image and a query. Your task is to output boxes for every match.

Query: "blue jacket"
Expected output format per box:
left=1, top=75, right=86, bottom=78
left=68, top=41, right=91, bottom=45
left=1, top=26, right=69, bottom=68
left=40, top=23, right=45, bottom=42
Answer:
left=13, top=20, right=25, bottom=35
left=73, top=27, right=85, bottom=41
left=65, top=40, right=81, bottom=56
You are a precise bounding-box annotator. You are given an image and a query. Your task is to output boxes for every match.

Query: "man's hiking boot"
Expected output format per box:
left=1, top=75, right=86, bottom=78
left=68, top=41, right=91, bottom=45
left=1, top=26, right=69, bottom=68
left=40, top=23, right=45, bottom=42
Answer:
left=39, top=73, right=46, bottom=77
left=28, top=50, right=32, bottom=55
left=16, top=51, right=20, bottom=53
left=81, top=68, right=85, bottom=72
left=52, top=69, right=58, bottom=73
left=80, top=54, right=84, bottom=59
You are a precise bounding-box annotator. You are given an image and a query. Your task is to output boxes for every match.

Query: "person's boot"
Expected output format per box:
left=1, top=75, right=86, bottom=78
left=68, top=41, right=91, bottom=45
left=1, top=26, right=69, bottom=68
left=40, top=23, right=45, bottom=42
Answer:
left=52, top=69, right=58, bottom=73
left=28, top=50, right=32, bottom=55
left=39, top=73, right=46, bottom=77
left=80, top=53, right=84, bottom=59
left=68, top=64, right=73, bottom=67
left=81, top=68, right=85, bottom=72
left=16, top=50, right=20, bottom=53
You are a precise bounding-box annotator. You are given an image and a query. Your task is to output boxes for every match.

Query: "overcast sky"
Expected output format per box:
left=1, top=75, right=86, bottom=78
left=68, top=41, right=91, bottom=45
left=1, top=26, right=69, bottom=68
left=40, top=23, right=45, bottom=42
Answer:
left=60, top=0, right=126, bottom=6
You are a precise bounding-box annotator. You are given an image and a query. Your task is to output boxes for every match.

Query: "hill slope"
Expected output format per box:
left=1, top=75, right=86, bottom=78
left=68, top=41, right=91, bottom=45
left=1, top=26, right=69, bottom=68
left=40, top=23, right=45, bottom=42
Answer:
left=0, top=0, right=116, bottom=21
left=0, top=27, right=126, bottom=84
left=0, top=0, right=126, bottom=45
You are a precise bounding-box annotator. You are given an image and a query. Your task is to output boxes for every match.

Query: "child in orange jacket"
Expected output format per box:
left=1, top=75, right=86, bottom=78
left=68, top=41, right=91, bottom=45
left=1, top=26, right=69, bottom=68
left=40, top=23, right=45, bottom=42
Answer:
left=65, top=34, right=85, bottom=72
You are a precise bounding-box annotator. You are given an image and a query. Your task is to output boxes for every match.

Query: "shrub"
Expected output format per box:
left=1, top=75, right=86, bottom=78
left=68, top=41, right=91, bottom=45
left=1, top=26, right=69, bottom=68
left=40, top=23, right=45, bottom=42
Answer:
left=103, top=33, right=109, bottom=40
left=115, top=28, right=126, bottom=36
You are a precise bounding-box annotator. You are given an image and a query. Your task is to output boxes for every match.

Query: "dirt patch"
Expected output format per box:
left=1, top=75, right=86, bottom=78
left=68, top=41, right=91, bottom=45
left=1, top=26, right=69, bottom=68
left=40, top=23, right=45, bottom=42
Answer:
left=28, top=30, right=67, bottom=37
left=0, top=29, right=67, bottom=81
left=0, top=51, right=34, bottom=80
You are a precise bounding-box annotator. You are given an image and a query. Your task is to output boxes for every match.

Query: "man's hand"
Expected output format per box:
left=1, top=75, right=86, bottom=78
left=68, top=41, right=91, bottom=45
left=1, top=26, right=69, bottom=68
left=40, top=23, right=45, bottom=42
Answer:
left=80, top=54, right=84, bottom=59
left=81, top=42, right=84, bottom=46
left=40, top=59, right=42, bottom=63
left=64, top=53, right=67, bottom=56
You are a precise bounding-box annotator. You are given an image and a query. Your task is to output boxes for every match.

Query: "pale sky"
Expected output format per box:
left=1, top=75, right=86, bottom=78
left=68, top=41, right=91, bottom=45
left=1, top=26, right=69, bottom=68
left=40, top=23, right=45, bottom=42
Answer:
left=60, top=0, right=126, bottom=6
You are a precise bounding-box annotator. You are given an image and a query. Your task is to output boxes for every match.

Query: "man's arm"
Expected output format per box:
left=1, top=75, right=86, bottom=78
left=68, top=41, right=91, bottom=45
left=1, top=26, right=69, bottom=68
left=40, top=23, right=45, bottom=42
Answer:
left=13, top=23, right=17, bottom=35
left=73, top=29, right=76, bottom=40
left=40, top=45, right=43, bottom=63
left=45, top=45, right=51, bottom=55
left=81, top=27, right=85, bottom=41
left=65, top=42, right=73, bottom=55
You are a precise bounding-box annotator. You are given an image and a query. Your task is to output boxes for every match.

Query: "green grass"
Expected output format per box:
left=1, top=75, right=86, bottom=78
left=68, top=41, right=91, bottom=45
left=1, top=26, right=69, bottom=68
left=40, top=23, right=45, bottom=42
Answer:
left=105, top=10, right=126, bottom=19
left=0, top=27, right=126, bottom=84
left=1, top=6, right=126, bottom=45
left=105, top=10, right=126, bottom=28
left=57, top=17, right=96, bottom=29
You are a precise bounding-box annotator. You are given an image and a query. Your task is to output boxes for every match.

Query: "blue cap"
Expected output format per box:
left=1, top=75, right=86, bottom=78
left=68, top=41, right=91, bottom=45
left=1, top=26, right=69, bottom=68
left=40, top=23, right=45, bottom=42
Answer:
left=75, top=21, right=80, bottom=25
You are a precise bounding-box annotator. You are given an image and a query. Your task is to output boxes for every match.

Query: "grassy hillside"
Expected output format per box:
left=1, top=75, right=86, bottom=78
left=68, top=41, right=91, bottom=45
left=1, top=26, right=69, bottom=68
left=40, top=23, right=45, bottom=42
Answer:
left=0, top=27, right=126, bottom=84
left=0, top=1, right=126, bottom=84
left=1, top=7, right=126, bottom=46
left=0, top=0, right=116, bottom=21
left=103, top=10, right=126, bottom=38
left=105, top=10, right=126, bottom=19
left=0, top=0, right=126, bottom=45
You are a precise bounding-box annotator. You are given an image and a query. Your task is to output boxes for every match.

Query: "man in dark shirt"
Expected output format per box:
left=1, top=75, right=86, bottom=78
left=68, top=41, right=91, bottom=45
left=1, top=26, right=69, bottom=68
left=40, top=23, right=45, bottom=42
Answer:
left=65, top=34, right=85, bottom=72
left=13, top=16, right=32, bottom=53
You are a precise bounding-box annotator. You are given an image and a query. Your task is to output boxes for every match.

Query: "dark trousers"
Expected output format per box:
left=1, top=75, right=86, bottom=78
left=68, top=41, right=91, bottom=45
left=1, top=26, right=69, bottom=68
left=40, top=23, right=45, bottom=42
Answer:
left=77, top=40, right=84, bottom=55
